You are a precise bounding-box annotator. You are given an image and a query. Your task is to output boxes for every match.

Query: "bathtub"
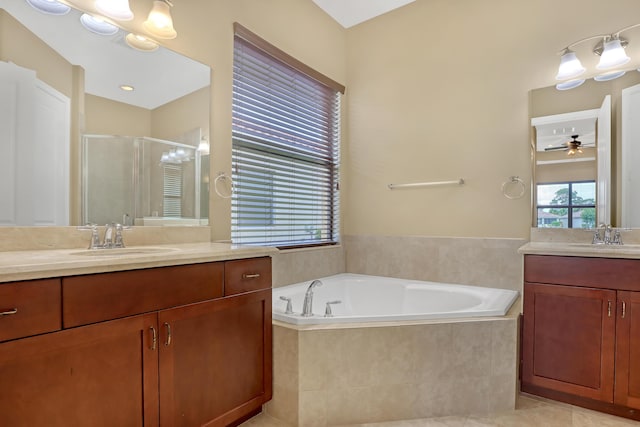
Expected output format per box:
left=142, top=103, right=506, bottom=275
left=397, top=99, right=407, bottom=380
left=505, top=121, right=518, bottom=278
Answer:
left=272, top=273, right=519, bottom=325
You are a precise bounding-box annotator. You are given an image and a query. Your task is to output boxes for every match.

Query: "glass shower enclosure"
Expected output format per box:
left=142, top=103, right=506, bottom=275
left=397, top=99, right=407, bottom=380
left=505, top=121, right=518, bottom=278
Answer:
left=81, top=134, right=209, bottom=226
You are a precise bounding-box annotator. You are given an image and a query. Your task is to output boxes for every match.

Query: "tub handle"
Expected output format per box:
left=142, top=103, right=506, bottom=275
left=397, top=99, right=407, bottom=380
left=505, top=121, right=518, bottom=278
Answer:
left=279, top=296, right=294, bottom=315
left=325, top=300, right=342, bottom=317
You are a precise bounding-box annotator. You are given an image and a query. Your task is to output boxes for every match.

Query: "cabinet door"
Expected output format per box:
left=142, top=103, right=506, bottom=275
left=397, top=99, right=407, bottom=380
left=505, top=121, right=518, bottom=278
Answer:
left=158, top=289, right=272, bottom=427
left=615, top=291, right=640, bottom=409
left=522, top=282, right=616, bottom=402
left=0, top=313, right=159, bottom=427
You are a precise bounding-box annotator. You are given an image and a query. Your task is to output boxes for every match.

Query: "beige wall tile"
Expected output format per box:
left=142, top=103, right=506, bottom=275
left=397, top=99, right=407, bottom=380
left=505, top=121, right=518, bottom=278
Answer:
left=272, top=246, right=345, bottom=288
left=344, top=235, right=525, bottom=292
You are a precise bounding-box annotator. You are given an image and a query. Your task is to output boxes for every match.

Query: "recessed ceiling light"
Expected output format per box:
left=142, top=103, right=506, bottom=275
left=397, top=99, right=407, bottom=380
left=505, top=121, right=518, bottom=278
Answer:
left=125, top=33, right=159, bottom=52
left=120, top=85, right=135, bottom=91
left=80, top=14, right=119, bottom=36
left=26, top=0, right=71, bottom=15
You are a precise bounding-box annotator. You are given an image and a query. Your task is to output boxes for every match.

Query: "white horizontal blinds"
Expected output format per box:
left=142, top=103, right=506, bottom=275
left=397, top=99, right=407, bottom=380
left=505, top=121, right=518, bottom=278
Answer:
left=232, top=26, right=341, bottom=248
left=163, top=164, right=182, bottom=217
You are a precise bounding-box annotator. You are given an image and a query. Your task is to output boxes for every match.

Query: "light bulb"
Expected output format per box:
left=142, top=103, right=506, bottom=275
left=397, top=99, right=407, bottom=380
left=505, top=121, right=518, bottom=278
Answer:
left=143, top=0, right=177, bottom=39
left=555, top=49, right=585, bottom=80
left=95, top=0, right=133, bottom=21
left=597, top=38, right=630, bottom=70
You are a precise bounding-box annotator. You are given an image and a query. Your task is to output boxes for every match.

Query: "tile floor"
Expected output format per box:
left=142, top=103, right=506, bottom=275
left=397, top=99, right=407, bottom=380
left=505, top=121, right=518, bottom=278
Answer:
left=240, top=394, right=640, bottom=426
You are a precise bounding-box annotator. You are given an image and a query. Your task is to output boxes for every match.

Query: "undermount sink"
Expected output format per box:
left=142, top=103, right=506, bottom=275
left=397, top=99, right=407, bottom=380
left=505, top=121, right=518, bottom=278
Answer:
left=69, top=247, right=178, bottom=257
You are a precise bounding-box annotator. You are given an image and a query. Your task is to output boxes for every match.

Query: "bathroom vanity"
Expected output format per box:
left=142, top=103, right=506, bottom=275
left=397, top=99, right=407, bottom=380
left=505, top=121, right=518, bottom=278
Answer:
left=520, top=243, right=640, bottom=421
left=0, top=244, right=275, bottom=427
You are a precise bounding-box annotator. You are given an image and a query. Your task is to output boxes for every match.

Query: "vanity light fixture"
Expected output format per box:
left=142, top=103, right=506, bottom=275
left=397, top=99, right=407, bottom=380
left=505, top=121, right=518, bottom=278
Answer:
left=555, top=49, right=585, bottom=80
left=143, top=0, right=177, bottom=39
left=95, top=0, right=134, bottom=21
left=25, top=0, right=71, bottom=15
left=125, top=33, right=159, bottom=52
left=80, top=14, right=119, bottom=36
left=596, top=36, right=630, bottom=70
left=197, top=136, right=210, bottom=154
left=555, top=23, right=640, bottom=90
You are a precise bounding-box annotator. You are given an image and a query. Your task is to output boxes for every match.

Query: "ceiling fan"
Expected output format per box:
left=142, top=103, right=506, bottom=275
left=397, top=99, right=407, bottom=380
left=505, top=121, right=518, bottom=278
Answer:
left=544, top=134, right=589, bottom=156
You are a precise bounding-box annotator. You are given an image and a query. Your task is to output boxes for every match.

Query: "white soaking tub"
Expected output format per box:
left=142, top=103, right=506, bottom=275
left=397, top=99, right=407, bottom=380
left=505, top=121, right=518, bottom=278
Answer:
left=272, top=273, right=519, bottom=325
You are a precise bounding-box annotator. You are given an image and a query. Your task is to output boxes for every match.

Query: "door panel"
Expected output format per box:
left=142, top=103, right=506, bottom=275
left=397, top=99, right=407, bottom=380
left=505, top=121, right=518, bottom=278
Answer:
left=159, top=289, right=271, bottom=427
left=0, top=313, right=158, bottom=427
left=523, top=282, right=616, bottom=402
left=615, top=291, right=640, bottom=409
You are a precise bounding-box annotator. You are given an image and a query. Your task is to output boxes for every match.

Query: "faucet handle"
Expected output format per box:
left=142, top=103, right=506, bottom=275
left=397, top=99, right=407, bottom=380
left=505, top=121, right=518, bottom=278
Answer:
left=88, top=225, right=102, bottom=249
left=324, top=300, right=342, bottom=317
left=279, top=296, right=294, bottom=315
left=612, top=229, right=623, bottom=245
left=114, top=224, right=126, bottom=248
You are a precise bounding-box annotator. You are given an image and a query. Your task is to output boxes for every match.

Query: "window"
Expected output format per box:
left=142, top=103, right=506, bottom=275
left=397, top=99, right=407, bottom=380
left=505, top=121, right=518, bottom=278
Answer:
left=231, top=23, right=344, bottom=248
left=163, top=164, right=182, bottom=217
left=536, top=181, right=596, bottom=228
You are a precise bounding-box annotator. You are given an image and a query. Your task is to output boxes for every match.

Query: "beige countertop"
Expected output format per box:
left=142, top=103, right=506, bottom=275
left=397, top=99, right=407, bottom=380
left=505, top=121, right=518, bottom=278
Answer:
left=518, top=241, right=640, bottom=259
left=0, top=242, right=278, bottom=283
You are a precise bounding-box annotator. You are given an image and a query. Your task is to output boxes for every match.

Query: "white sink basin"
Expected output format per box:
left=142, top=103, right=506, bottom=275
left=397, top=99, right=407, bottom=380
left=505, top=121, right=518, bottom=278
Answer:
left=69, top=247, right=178, bottom=257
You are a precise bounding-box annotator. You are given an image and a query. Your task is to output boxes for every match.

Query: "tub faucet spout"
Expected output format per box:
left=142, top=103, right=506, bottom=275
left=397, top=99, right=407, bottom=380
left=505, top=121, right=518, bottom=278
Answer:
left=301, top=280, right=323, bottom=317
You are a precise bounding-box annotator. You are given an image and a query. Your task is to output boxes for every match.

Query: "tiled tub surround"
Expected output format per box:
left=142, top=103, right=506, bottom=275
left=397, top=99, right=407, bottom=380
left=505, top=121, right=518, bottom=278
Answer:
left=343, top=235, right=526, bottom=292
left=267, top=311, right=519, bottom=426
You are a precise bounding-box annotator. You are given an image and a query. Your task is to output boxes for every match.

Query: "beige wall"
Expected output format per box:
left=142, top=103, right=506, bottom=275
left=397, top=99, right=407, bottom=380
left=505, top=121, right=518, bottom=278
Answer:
left=343, top=0, right=640, bottom=239
left=151, top=86, right=210, bottom=141
left=84, top=94, right=152, bottom=136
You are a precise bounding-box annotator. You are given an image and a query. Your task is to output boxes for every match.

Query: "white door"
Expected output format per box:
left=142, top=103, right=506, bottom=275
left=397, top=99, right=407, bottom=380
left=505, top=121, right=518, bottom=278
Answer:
left=597, top=95, right=611, bottom=226
left=622, top=84, right=640, bottom=228
left=0, top=61, right=70, bottom=225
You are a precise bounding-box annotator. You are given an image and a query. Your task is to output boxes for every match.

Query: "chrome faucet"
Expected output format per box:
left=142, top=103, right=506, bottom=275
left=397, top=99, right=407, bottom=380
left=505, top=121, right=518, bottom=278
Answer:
left=301, top=280, right=323, bottom=317
left=592, top=223, right=623, bottom=245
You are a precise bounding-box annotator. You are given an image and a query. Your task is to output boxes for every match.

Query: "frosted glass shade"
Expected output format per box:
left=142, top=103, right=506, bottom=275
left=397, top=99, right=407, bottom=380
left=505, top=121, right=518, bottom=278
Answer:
left=125, top=33, right=159, bottom=52
left=556, top=79, right=585, bottom=91
left=597, top=38, right=630, bottom=70
left=26, top=0, right=70, bottom=15
left=555, top=50, right=585, bottom=80
left=143, top=1, right=177, bottom=39
left=95, top=0, right=133, bottom=21
left=80, top=14, right=119, bottom=36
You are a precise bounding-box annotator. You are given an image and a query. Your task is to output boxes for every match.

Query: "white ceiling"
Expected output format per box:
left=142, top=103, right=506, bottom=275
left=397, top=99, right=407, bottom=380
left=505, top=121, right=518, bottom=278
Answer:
left=312, top=0, right=415, bottom=28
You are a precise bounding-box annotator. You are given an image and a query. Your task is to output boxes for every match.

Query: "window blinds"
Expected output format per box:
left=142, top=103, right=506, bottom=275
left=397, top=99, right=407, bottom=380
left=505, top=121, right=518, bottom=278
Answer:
left=231, top=26, right=341, bottom=248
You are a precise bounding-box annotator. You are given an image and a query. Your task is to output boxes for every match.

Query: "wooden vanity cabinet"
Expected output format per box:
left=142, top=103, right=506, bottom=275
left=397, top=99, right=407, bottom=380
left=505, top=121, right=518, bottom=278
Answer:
left=522, top=255, right=640, bottom=420
left=0, top=313, right=159, bottom=427
left=0, top=256, right=272, bottom=427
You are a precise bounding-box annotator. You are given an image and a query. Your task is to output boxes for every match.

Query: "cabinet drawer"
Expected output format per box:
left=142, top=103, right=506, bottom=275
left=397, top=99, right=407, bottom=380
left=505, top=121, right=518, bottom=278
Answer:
left=0, top=279, right=61, bottom=342
left=525, top=255, right=640, bottom=291
left=63, top=262, right=224, bottom=327
left=225, top=257, right=272, bottom=296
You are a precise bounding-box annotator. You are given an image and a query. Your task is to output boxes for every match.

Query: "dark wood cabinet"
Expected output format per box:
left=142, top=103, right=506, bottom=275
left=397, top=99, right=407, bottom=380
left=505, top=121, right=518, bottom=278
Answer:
left=522, top=254, right=640, bottom=421
left=0, top=313, right=158, bottom=427
left=0, top=257, right=272, bottom=427
left=615, top=290, right=640, bottom=410
left=158, top=289, right=272, bottom=427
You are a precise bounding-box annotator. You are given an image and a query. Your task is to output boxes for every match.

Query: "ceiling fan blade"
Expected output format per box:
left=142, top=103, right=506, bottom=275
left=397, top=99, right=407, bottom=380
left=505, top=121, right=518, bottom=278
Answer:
left=544, top=146, right=568, bottom=151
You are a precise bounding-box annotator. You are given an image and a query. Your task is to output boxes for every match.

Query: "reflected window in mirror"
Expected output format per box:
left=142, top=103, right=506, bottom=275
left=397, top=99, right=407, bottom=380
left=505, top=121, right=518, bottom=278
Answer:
left=536, top=181, right=596, bottom=228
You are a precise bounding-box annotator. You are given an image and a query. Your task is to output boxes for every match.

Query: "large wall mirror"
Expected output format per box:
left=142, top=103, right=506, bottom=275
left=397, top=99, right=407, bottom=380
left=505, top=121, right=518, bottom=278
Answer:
left=530, top=72, right=640, bottom=229
left=0, top=1, right=211, bottom=227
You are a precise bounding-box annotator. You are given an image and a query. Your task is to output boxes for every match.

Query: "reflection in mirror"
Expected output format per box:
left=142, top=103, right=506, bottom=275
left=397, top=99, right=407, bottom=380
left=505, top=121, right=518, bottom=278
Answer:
left=0, top=0, right=211, bottom=226
left=530, top=72, right=640, bottom=228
